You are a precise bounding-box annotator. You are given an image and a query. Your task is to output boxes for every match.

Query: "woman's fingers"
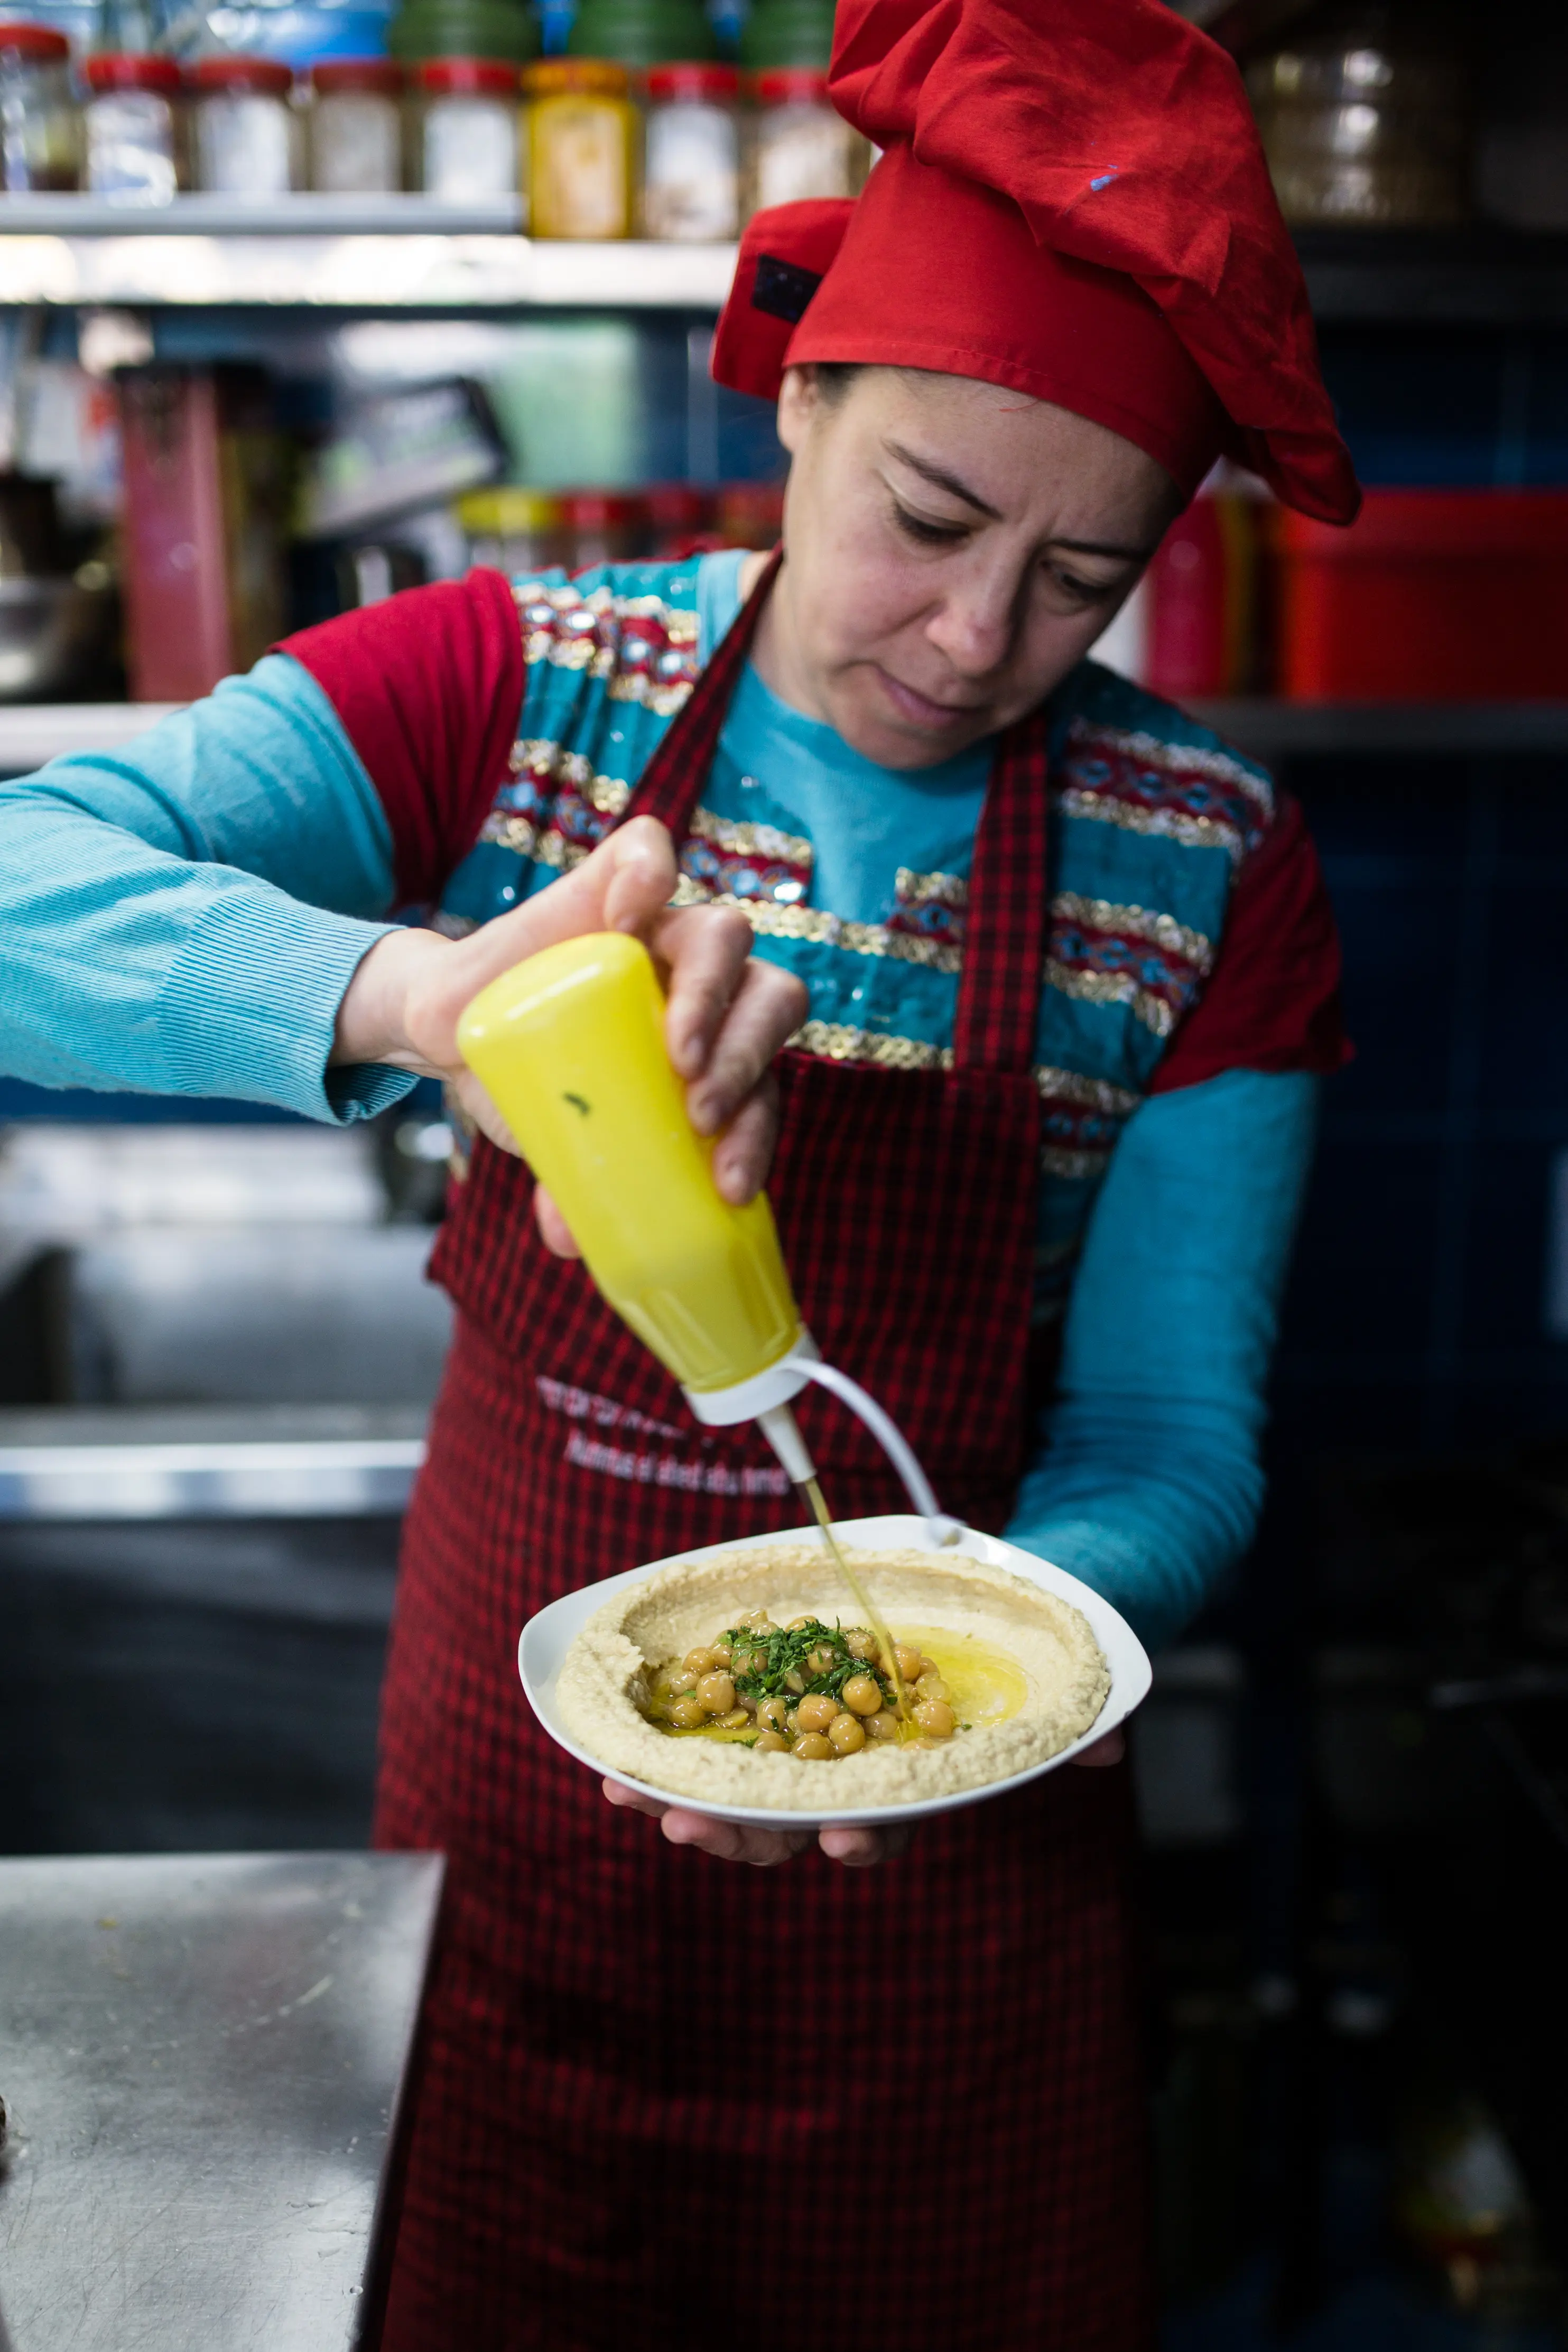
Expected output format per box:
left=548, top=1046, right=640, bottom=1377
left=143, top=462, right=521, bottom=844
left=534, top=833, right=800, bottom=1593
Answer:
left=601, top=1779, right=810, bottom=1866
left=1071, top=1729, right=1125, bottom=1768
left=710, top=1075, right=778, bottom=1206
left=817, top=1823, right=915, bottom=1867
left=684, top=953, right=808, bottom=1136
left=652, top=902, right=755, bottom=1081
left=533, top=1185, right=580, bottom=1257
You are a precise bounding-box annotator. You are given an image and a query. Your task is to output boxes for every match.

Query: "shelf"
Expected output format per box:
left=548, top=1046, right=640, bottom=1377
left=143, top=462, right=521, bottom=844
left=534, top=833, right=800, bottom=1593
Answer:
left=0, top=1404, right=427, bottom=1517
left=0, top=199, right=736, bottom=307
left=0, top=701, right=179, bottom=772
left=1192, top=700, right=1568, bottom=760
left=1295, top=227, right=1568, bottom=327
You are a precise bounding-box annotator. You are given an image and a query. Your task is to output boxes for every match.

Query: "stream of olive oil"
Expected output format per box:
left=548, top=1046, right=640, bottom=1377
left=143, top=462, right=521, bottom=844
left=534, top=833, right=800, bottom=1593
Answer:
left=799, top=1474, right=913, bottom=1723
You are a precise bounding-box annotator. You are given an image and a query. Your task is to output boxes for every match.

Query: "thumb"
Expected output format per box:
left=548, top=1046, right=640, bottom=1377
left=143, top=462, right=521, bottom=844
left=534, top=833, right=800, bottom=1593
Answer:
left=446, top=817, right=678, bottom=1002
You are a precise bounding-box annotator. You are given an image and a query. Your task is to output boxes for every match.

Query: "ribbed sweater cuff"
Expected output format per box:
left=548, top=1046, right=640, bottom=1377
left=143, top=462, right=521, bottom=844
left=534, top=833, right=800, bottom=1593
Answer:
left=156, top=888, right=418, bottom=1125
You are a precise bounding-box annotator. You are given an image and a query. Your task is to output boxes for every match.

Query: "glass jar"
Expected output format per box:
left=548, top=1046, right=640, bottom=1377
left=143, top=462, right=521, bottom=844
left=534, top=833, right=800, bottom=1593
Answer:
left=0, top=22, right=82, bottom=192
left=1246, top=5, right=1470, bottom=227
left=566, top=0, right=716, bottom=66
left=557, top=488, right=645, bottom=569
left=645, top=479, right=717, bottom=558
left=82, top=52, right=183, bottom=201
left=411, top=57, right=520, bottom=201
left=526, top=57, right=634, bottom=239
left=642, top=61, right=738, bottom=240
left=191, top=55, right=300, bottom=196
left=456, top=486, right=565, bottom=574
left=746, top=66, right=866, bottom=215
left=309, top=57, right=402, bottom=193
left=715, top=479, right=783, bottom=547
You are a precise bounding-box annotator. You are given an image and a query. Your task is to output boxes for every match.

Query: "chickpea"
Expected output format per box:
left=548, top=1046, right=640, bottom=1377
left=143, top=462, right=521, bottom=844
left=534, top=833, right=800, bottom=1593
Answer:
left=792, top=1733, right=836, bottom=1761
left=915, top=1672, right=950, bottom=1704
left=709, top=1642, right=732, bottom=1667
left=683, top=1647, right=719, bottom=1677
left=841, top=1673, right=883, bottom=1717
left=741, top=1609, right=774, bottom=1635
left=754, top=1730, right=790, bottom=1753
left=846, top=1630, right=878, bottom=1661
left=827, top=1714, right=865, bottom=1754
left=666, top=1669, right=698, bottom=1696
left=756, top=1696, right=788, bottom=1733
left=894, top=1644, right=924, bottom=1684
left=807, top=1646, right=836, bottom=1678
left=783, top=1669, right=806, bottom=1695
left=912, top=1698, right=957, bottom=1739
left=696, top=1672, right=736, bottom=1716
left=670, top=1697, right=707, bottom=1729
left=796, top=1693, right=840, bottom=1734
left=787, top=1617, right=812, bottom=1632
left=865, top=1710, right=901, bottom=1740
left=920, top=1656, right=939, bottom=1678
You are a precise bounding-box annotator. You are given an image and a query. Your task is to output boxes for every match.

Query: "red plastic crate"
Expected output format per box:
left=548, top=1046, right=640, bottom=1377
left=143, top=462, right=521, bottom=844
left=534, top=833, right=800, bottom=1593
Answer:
left=1276, top=489, right=1568, bottom=701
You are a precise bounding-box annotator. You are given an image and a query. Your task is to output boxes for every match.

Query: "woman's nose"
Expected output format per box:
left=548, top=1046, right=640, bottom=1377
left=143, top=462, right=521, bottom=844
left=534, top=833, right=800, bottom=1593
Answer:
left=923, top=573, right=1020, bottom=678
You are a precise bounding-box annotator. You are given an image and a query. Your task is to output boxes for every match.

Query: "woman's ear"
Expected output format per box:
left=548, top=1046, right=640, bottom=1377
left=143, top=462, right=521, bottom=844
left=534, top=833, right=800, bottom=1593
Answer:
left=775, top=365, right=821, bottom=457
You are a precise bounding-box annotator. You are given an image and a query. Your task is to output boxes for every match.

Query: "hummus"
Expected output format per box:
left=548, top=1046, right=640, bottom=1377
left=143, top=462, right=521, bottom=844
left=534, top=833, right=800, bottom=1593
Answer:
left=555, top=1543, right=1111, bottom=1810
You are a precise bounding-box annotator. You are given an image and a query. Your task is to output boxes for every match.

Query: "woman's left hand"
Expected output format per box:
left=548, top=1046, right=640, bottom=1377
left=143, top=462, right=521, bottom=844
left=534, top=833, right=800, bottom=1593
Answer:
left=600, top=1729, right=1124, bottom=1868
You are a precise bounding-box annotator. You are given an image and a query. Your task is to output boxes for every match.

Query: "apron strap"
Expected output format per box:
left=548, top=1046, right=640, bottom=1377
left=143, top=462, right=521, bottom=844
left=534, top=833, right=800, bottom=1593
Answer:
left=952, top=708, right=1051, bottom=1076
left=627, top=541, right=1046, bottom=1081
left=624, top=546, right=784, bottom=837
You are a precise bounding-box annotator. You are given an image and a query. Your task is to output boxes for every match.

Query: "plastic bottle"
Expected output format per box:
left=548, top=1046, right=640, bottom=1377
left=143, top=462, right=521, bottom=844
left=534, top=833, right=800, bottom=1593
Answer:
left=456, top=930, right=809, bottom=1414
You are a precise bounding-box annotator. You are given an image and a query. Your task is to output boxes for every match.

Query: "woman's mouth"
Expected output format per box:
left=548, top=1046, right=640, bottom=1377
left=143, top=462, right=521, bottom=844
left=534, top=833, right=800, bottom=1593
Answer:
left=874, top=668, right=985, bottom=731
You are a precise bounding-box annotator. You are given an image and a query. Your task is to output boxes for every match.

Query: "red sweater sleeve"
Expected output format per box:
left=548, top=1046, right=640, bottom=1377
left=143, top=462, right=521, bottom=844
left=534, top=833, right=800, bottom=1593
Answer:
left=1150, top=788, right=1351, bottom=1092
left=278, top=568, right=523, bottom=911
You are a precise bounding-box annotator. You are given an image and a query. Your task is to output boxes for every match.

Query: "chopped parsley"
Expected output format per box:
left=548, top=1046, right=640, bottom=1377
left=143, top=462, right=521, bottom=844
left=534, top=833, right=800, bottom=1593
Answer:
left=724, top=1618, right=894, bottom=1710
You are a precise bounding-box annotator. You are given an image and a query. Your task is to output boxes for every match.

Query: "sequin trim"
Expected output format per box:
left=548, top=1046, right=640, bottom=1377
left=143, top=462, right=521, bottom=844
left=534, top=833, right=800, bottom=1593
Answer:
left=1035, top=1065, right=1142, bottom=1116
left=1060, top=716, right=1273, bottom=865
left=789, top=1020, right=955, bottom=1072
left=680, top=886, right=964, bottom=974
left=895, top=867, right=969, bottom=909
left=1045, top=959, right=1177, bottom=1038
left=1040, top=1144, right=1112, bottom=1181
left=1050, top=892, right=1214, bottom=974
left=512, top=580, right=699, bottom=716
left=688, top=803, right=812, bottom=868
left=1074, top=720, right=1274, bottom=816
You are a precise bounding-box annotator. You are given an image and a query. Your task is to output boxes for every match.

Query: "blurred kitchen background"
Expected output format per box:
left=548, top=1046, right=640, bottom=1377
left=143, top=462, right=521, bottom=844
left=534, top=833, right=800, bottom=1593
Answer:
left=2, top=0, right=1568, bottom=2344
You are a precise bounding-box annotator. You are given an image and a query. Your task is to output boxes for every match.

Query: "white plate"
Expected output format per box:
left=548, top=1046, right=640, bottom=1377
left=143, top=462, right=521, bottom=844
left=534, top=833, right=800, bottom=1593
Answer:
left=517, top=1513, right=1152, bottom=1830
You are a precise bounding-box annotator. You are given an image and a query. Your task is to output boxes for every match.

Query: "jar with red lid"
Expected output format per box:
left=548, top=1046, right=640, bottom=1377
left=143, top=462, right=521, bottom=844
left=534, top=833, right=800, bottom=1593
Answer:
left=644, top=480, right=719, bottom=559
left=83, top=54, right=185, bottom=202
left=309, top=58, right=402, bottom=193
left=191, top=55, right=300, bottom=196
left=715, top=479, right=783, bottom=547
left=746, top=64, right=866, bottom=215
left=0, top=23, right=82, bottom=192
left=411, top=58, right=521, bottom=203
left=642, top=62, right=739, bottom=240
left=558, top=488, right=647, bottom=569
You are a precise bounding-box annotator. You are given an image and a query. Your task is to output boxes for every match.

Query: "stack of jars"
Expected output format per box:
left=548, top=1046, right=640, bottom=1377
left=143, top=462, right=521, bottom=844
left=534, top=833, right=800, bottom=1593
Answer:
left=0, top=19, right=870, bottom=221
left=454, top=480, right=783, bottom=572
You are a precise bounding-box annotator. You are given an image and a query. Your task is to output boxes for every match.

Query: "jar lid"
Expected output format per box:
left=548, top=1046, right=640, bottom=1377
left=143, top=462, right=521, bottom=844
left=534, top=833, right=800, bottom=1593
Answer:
left=85, top=50, right=183, bottom=90
left=645, top=62, right=738, bottom=101
left=415, top=54, right=518, bottom=92
left=458, top=486, right=561, bottom=531
left=0, top=21, right=70, bottom=57
left=556, top=488, right=645, bottom=525
left=311, top=55, right=402, bottom=94
left=191, top=53, right=294, bottom=94
left=752, top=66, right=830, bottom=103
left=524, top=57, right=629, bottom=97
left=643, top=480, right=710, bottom=525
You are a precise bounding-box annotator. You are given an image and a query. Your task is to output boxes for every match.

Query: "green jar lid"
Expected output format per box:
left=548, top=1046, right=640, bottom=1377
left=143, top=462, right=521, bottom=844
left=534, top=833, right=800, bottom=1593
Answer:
left=738, top=0, right=833, bottom=71
left=388, top=0, right=540, bottom=62
left=567, top=0, right=717, bottom=66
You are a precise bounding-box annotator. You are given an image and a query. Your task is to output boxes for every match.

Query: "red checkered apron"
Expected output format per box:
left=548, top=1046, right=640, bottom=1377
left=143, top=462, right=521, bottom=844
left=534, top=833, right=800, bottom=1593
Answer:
left=375, top=564, right=1153, bottom=2350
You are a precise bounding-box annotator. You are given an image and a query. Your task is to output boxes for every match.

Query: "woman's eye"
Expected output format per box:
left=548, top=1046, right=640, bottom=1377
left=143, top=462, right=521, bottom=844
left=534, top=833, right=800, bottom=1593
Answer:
left=1049, top=567, right=1115, bottom=605
left=891, top=502, right=968, bottom=547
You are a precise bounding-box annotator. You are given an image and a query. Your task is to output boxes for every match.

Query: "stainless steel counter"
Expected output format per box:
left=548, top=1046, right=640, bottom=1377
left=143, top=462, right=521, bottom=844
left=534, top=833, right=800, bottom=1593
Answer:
left=0, top=1851, right=443, bottom=2351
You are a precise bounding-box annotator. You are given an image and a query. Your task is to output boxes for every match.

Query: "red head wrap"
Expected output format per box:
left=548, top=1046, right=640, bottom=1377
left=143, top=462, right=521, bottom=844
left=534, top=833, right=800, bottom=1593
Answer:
left=712, top=0, right=1359, bottom=523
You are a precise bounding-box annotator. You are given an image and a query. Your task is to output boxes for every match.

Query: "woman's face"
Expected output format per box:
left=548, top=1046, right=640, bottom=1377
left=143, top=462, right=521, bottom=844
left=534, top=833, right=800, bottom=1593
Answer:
left=764, top=364, right=1184, bottom=770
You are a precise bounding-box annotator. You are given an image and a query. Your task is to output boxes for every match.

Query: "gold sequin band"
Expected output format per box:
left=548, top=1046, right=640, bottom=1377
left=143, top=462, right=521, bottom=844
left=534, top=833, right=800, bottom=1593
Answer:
left=1050, top=892, right=1214, bottom=973
left=1035, top=1064, right=1142, bottom=1116
left=682, top=887, right=963, bottom=974
left=688, top=802, right=813, bottom=868
left=895, top=866, right=969, bottom=910
left=1040, top=1144, right=1113, bottom=1182
left=1045, top=958, right=1176, bottom=1038
left=789, top=1020, right=955, bottom=1072
left=1058, top=785, right=1246, bottom=862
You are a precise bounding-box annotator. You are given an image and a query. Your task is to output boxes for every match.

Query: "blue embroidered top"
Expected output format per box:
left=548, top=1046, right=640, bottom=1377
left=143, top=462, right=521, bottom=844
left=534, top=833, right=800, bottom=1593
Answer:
left=0, top=553, right=1337, bottom=1647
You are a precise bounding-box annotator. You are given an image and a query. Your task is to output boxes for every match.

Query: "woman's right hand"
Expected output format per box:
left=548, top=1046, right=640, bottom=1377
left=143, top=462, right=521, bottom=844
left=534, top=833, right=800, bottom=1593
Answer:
left=332, top=816, right=807, bottom=1240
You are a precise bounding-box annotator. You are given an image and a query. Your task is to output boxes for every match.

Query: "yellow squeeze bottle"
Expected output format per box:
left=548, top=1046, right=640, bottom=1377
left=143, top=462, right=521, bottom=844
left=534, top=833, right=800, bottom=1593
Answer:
left=455, top=931, right=820, bottom=1443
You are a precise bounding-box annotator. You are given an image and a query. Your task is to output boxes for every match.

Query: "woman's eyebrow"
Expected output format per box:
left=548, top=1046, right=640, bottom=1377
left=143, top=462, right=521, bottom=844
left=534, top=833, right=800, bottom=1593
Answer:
left=884, top=439, right=1003, bottom=520
left=1053, top=534, right=1159, bottom=561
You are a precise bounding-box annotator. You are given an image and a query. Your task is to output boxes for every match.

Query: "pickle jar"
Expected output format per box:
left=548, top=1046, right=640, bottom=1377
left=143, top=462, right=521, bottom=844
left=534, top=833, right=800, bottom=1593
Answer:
left=558, top=488, right=646, bottom=568
left=83, top=53, right=185, bottom=201
left=411, top=58, right=521, bottom=201
left=191, top=55, right=300, bottom=195
left=309, top=57, right=403, bottom=193
left=746, top=64, right=866, bottom=214
left=456, top=485, right=565, bottom=575
left=0, top=23, right=82, bottom=192
left=642, top=61, right=739, bottom=240
left=526, top=57, right=634, bottom=239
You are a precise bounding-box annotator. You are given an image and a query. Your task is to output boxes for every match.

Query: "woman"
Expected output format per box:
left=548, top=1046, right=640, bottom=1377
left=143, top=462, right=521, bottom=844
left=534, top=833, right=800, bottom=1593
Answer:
left=0, top=0, right=1358, bottom=2341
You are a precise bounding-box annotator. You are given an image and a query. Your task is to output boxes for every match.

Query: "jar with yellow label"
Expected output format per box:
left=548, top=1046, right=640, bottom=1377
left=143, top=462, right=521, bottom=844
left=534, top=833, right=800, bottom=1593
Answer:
left=525, top=57, right=635, bottom=239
